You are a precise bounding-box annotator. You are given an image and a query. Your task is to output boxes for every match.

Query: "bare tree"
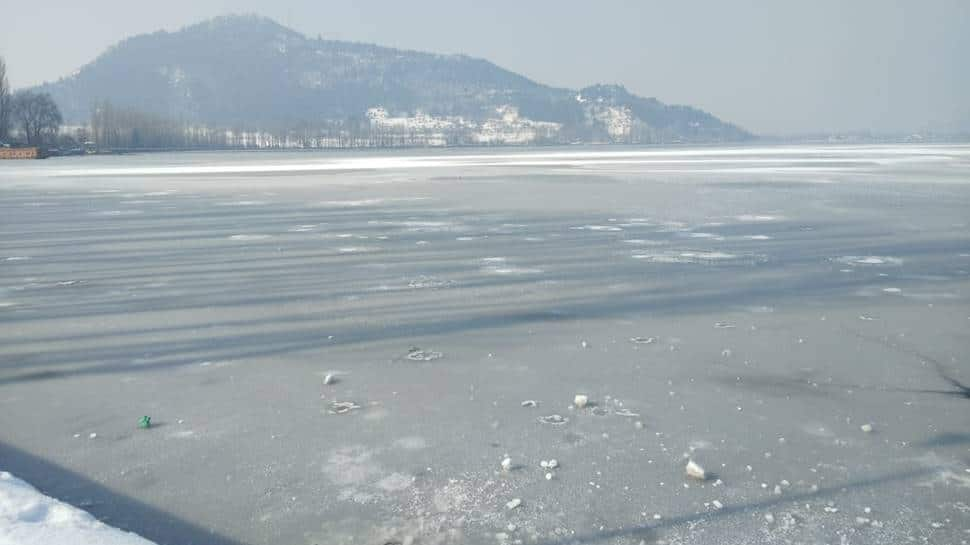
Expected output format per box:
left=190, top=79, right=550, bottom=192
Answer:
left=0, top=57, right=11, bottom=141
left=12, top=91, right=62, bottom=146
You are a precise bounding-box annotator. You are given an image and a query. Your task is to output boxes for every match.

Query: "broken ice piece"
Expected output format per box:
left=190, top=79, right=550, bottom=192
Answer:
left=547, top=459, right=559, bottom=469
left=685, top=459, right=706, bottom=480
left=580, top=340, right=589, bottom=348
left=505, top=498, right=522, bottom=510
left=406, top=347, right=443, bottom=361
left=521, top=400, right=538, bottom=408
left=860, top=423, right=874, bottom=433
left=323, top=373, right=336, bottom=385
left=545, top=472, right=553, bottom=480
left=630, top=336, right=656, bottom=344
left=328, top=401, right=361, bottom=415
left=714, top=322, right=735, bottom=329
left=501, top=457, right=512, bottom=471
left=574, top=394, right=589, bottom=409
left=712, top=500, right=723, bottom=510
left=537, top=414, right=569, bottom=425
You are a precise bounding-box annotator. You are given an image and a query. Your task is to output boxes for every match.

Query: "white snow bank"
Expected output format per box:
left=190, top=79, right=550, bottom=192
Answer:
left=0, top=471, right=157, bottom=545
left=50, top=144, right=966, bottom=178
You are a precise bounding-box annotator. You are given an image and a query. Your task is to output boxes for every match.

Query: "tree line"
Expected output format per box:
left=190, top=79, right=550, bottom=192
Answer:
left=0, top=57, right=64, bottom=148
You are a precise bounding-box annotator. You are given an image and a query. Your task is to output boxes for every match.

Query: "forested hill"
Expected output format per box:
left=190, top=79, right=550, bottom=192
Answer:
left=38, top=14, right=751, bottom=144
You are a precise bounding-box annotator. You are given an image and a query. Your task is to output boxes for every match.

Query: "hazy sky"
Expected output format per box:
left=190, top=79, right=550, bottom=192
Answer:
left=2, top=1, right=968, bottom=134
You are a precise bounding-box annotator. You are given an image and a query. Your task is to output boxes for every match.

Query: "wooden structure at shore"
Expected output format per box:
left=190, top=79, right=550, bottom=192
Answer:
left=0, top=147, right=41, bottom=160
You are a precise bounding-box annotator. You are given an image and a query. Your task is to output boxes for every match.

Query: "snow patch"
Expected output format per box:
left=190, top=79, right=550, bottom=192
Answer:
left=0, top=471, right=157, bottom=545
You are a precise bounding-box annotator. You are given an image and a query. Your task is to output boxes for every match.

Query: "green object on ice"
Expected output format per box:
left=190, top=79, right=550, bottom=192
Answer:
left=138, top=415, right=151, bottom=429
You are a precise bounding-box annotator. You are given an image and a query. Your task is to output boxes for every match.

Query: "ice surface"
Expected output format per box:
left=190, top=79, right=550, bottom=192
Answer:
left=1, top=144, right=969, bottom=544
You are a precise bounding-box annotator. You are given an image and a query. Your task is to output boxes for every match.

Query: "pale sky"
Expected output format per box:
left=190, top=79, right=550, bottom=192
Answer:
left=2, top=0, right=968, bottom=134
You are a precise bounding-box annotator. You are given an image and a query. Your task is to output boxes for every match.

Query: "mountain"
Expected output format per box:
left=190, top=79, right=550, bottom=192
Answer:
left=38, top=15, right=752, bottom=145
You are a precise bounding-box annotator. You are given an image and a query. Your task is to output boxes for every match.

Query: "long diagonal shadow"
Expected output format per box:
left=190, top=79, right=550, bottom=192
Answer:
left=843, top=328, right=969, bottom=399
left=0, top=440, right=247, bottom=545
left=531, top=466, right=938, bottom=545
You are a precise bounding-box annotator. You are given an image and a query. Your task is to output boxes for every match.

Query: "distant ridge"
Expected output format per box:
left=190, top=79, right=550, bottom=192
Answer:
left=38, top=14, right=752, bottom=145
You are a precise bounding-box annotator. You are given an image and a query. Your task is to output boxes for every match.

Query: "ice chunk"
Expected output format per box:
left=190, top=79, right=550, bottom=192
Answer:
left=328, top=401, right=361, bottom=415
left=406, top=347, right=443, bottom=361
left=537, top=414, right=569, bottom=425
left=685, top=460, right=706, bottom=480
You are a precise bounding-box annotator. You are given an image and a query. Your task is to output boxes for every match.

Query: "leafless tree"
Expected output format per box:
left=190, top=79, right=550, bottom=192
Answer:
left=0, top=57, right=11, bottom=141
left=12, top=91, right=62, bottom=146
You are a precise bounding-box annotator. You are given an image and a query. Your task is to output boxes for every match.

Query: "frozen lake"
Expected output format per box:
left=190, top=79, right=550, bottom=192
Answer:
left=1, top=145, right=968, bottom=544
